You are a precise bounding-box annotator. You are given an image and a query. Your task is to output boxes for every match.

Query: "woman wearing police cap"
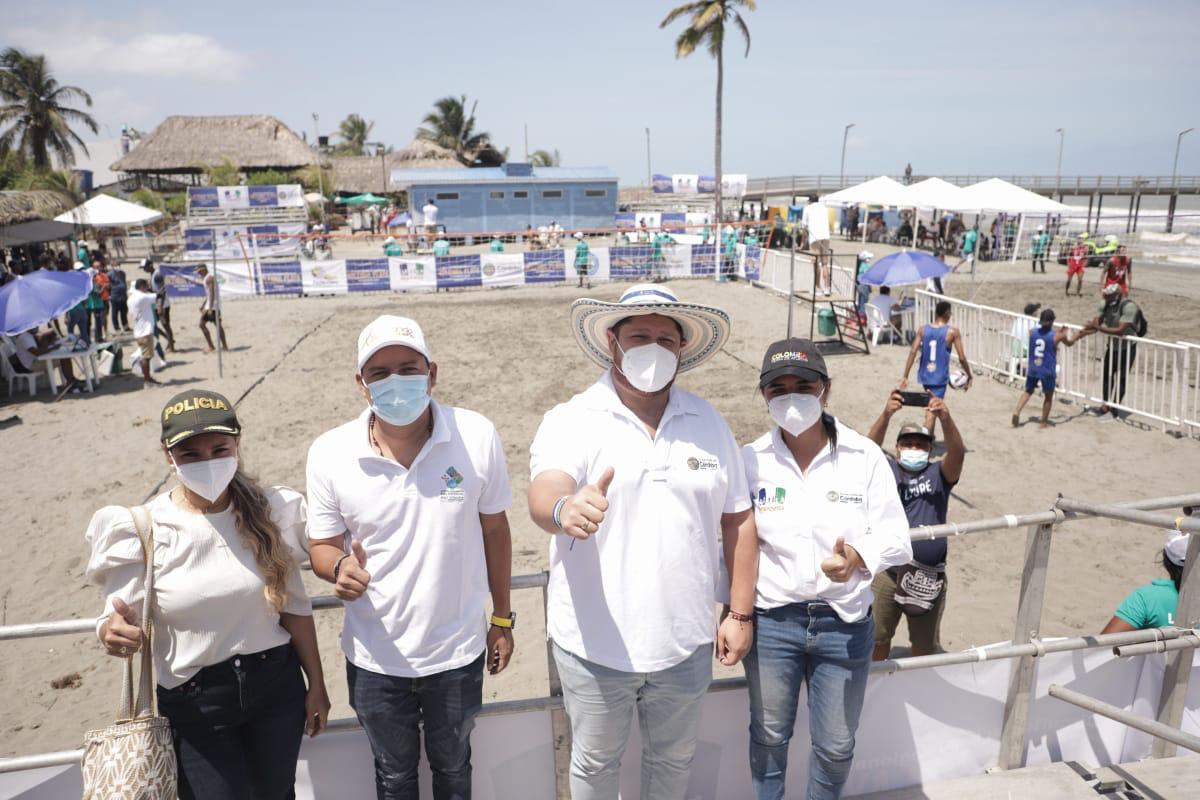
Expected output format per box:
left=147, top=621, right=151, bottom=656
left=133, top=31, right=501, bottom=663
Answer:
left=86, top=388, right=330, bottom=799
left=738, top=338, right=912, bottom=800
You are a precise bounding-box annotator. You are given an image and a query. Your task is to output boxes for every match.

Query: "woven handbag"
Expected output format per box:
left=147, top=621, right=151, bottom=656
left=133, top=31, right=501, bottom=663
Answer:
left=81, top=505, right=177, bottom=799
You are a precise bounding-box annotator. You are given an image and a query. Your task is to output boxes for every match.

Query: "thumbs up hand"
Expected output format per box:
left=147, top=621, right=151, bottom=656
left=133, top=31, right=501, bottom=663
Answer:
left=560, top=467, right=614, bottom=541
left=100, top=596, right=143, bottom=658
left=335, top=539, right=372, bottom=601
left=820, top=536, right=864, bottom=583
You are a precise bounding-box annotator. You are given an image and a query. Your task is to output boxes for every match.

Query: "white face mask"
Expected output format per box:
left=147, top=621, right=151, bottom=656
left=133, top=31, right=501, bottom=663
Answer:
left=617, top=342, right=678, bottom=393
left=172, top=456, right=239, bottom=503
left=768, top=391, right=825, bottom=436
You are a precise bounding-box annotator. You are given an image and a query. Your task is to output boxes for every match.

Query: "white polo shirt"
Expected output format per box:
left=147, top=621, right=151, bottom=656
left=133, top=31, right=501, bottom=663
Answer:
left=305, top=402, right=512, bottom=677
left=530, top=370, right=750, bottom=673
left=803, top=201, right=831, bottom=242
left=741, top=419, right=912, bottom=622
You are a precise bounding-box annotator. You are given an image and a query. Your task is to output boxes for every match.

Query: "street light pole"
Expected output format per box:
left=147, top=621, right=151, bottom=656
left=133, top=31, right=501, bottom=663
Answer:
left=1055, top=128, right=1065, bottom=201
left=645, top=127, right=652, bottom=193
left=312, top=112, right=325, bottom=223
left=1168, top=127, right=1193, bottom=233
left=840, top=123, right=855, bottom=187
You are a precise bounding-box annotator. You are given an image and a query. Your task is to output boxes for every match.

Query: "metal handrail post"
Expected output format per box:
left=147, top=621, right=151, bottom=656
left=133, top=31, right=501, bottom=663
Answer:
left=997, top=520, right=1055, bottom=769
left=1054, top=498, right=1200, bottom=533
left=1152, top=529, right=1200, bottom=757
left=1049, top=684, right=1200, bottom=754
left=542, top=574, right=571, bottom=800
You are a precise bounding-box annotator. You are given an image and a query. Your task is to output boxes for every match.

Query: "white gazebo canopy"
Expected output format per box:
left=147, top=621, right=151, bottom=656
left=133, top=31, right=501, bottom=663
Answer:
left=905, top=177, right=966, bottom=210
left=950, top=178, right=1068, bottom=214
left=821, top=175, right=912, bottom=208
left=54, top=193, right=163, bottom=227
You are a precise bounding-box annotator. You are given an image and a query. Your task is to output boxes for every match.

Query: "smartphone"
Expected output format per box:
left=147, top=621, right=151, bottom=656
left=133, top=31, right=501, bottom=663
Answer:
left=898, top=391, right=931, bottom=408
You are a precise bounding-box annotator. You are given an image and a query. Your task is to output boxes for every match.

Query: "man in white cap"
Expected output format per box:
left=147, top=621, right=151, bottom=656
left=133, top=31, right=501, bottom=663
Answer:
left=305, top=315, right=516, bottom=799
left=528, top=284, right=759, bottom=799
left=382, top=236, right=403, bottom=257
left=573, top=231, right=591, bottom=289
left=1103, top=506, right=1195, bottom=632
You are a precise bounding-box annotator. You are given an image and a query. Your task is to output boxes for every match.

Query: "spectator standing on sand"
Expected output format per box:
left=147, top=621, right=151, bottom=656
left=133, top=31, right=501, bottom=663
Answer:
left=127, top=278, right=161, bottom=387
left=109, top=261, right=130, bottom=332
left=145, top=259, right=176, bottom=353
left=1031, top=224, right=1051, bottom=273
left=1076, top=284, right=1148, bottom=421
left=867, top=392, right=965, bottom=659
left=422, top=198, right=439, bottom=241
left=196, top=264, right=229, bottom=353
left=1011, top=308, right=1080, bottom=429
left=573, top=231, right=591, bottom=289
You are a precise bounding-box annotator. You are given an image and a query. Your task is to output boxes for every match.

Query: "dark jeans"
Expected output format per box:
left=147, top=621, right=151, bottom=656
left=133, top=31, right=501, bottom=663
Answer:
left=66, top=306, right=89, bottom=346
left=89, top=307, right=106, bottom=341
left=1102, top=338, right=1137, bottom=411
left=347, top=653, right=484, bottom=800
left=111, top=298, right=128, bottom=329
left=157, top=642, right=307, bottom=800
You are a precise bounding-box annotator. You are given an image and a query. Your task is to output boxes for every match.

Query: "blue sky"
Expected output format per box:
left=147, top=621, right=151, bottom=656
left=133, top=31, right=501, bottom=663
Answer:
left=5, top=0, right=1199, bottom=183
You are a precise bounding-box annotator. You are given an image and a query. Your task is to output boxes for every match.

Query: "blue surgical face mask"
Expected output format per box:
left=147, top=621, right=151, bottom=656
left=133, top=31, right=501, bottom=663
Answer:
left=898, top=448, right=930, bottom=472
left=365, top=374, right=430, bottom=427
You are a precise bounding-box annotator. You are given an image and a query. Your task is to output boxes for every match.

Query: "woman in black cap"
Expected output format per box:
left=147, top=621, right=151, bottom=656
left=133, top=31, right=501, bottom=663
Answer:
left=737, top=338, right=912, bottom=799
left=86, top=388, right=329, bottom=799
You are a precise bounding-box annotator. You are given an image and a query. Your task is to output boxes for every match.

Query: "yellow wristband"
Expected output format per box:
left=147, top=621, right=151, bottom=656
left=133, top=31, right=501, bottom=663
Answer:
left=489, top=614, right=514, bottom=629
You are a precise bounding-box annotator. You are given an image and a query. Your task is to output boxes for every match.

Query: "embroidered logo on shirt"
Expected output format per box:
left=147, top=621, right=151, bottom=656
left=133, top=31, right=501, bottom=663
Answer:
left=441, top=467, right=464, bottom=489
left=756, top=486, right=787, bottom=511
left=686, top=456, right=719, bottom=471
left=440, top=466, right=466, bottom=503
left=838, top=493, right=864, bottom=505
left=826, top=490, right=839, bottom=502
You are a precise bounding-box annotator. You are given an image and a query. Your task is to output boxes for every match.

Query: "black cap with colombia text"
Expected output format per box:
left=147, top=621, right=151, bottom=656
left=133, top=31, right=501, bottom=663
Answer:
left=759, top=338, right=829, bottom=388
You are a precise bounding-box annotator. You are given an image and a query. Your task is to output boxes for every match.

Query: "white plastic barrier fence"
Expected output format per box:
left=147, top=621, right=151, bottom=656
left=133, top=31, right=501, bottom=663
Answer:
left=1180, top=342, right=1200, bottom=436
left=913, top=290, right=1195, bottom=433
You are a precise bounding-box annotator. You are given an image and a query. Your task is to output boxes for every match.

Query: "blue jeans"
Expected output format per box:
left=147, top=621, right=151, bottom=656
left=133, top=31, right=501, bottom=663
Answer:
left=552, top=641, right=711, bottom=800
left=66, top=306, right=89, bottom=346
left=744, top=602, right=874, bottom=800
left=347, top=653, right=484, bottom=800
left=156, top=642, right=307, bottom=800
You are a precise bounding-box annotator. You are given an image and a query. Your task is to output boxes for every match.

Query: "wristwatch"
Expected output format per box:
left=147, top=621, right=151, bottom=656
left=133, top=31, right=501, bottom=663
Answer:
left=489, top=612, right=516, bottom=630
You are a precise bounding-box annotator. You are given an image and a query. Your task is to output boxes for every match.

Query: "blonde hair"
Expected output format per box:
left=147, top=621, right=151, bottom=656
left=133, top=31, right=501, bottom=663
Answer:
left=226, top=469, right=291, bottom=614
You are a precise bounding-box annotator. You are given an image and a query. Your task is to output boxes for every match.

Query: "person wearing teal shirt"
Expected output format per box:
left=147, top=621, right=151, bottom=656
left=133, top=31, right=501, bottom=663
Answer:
left=1030, top=225, right=1051, bottom=274
left=383, top=237, right=403, bottom=257
left=956, top=225, right=978, bottom=275
left=77, top=240, right=91, bottom=267
left=490, top=236, right=504, bottom=253
left=651, top=229, right=674, bottom=282
left=433, top=236, right=451, bottom=257
left=719, top=226, right=737, bottom=282
left=702, top=219, right=712, bottom=244
left=1102, top=522, right=1192, bottom=633
left=573, top=233, right=590, bottom=288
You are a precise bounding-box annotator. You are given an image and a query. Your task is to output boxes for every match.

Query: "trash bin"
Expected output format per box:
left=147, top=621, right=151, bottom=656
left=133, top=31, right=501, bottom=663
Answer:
left=818, top=308, right=837, bottom=337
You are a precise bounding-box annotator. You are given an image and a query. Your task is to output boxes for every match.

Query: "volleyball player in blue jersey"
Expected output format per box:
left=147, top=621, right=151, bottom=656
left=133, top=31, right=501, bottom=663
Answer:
left=900, top=300, right=972, bottom=439
left=1011, top=308, right=1078, bottom=429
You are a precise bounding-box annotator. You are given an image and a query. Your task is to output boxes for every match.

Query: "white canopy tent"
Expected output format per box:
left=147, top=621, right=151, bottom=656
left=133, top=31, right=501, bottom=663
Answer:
left=905, top=177, right=966, bottom=210
left=54, top=193, right=163, bottom=227
left=821, top=175, right=912, bottom=208
left=950, top=178, right=1069, bottom=214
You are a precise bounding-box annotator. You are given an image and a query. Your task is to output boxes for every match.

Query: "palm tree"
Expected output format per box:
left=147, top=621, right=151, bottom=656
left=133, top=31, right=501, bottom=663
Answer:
left=529, top=148, right=561, bottom=167
left=0, top=48, right=98, bottom=169
left=415, top=95, right=492, bottom=166
left=336, top=113, right=374, bottom=156
left=660, top=1, right=755, bottom=228
left=15, top=166, right=83, bottom=204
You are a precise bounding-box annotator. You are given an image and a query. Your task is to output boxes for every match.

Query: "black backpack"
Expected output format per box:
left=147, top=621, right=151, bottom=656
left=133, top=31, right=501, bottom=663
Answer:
left=1121, top=299, right=1148, bottom=338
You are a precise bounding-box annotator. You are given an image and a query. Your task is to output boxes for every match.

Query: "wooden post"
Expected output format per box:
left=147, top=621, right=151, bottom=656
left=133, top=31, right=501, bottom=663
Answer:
left=542, top=579, right=572, bottom=799
left=1152, top=529, right=1200, bottom=757
left=997, top=521, right=1055, bottom=769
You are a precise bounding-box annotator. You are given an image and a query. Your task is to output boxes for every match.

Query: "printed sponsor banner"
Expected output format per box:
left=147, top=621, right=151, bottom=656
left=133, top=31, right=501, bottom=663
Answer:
left=652, top=174, right=673, bottom=193
left=614, top=212, right=636, bottom=229
left=160, top=263, right=256, bottom=299
left=721, top=174, right=748, bottom=197
left=248, top=185, right=279, bottom=207
left=661, top=212, right=687, bottom=233
left=185, top=224, right=304, bottom=259
left=217, top=186, right=249, bottom=209
left=300, top=260, right=347, bottom=295
left=481, top=253, right=526, bottom=288
left=671, top=174, right=699, bottom=194
left=435, top=255, right=481, bottom=289
left=248, top=223, right=304, bottom=257
left=161, top=265, right=205, bottom=298
left=216, top=262, right=258, bottom=298
left=524, top=250, right=567, bottom=284
left=691, top=243, right=717, bottom=276
left=259, top=261, right=304, bottom=296
left=698, top=175, right=717, bottom=193
left=184, top=228, right=214, bottom=253
left=610, top=246, right=653, bottom=281
left=742, top=244, right=762, bottom=281
left=188, top=187, right=219, bottom=209
left=389, top=257, right=437, bottom=292
left=587, top=247, right=611, bottom=282
left=345, top=259, right=392, bottom=293
left=663, top=243, right=693, bottom=279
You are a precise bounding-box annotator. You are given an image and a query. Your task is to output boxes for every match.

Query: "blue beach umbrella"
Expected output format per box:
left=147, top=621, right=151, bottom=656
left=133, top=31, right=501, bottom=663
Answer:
left=859, top=250, right=951, bottom=286
left=0, top=270, right=91, bottom=335
left=387, top=211, right=412, bottom=228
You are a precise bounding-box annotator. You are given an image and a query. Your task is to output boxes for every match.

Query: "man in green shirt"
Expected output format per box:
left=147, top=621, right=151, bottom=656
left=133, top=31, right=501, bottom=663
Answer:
left=1030, top=225, right=1051, bottom=274
left=433, top=235, right=451, bottom=257
left=1102, top=522, right=1191, bottom=632
left=956, top=225, right=978, bottom=275
left=573, top=232, right=590, bottom=288
left=1076, top=283, right=1146, bottom=419
left=383, top=236, right=403, bottom=257
left=651, top=228, right=673, bottom=282
left=490, top=235, right=504, bottom=253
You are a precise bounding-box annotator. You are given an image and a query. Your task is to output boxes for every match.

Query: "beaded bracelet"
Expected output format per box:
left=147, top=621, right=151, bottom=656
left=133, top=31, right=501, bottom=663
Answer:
left=552, top=496, right=569, bottom=530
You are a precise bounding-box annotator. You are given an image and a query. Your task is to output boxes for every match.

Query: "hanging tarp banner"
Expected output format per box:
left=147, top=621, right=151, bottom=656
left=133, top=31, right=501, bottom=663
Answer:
left=188, top=184, right=305, bottom=210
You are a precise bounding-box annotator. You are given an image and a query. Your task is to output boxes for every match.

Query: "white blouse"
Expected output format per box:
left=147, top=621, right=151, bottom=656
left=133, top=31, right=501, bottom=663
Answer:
left=86, top=486, right=312, bottom=689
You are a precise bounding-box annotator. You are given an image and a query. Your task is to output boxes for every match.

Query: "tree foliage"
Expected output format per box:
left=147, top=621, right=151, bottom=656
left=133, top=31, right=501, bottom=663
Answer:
left=0, top=48, right=98, bottom=169
left=529, top=148, right=561, bottom=167
left=415, top=95, right=494, bottom=166
left=335, top=113, right=375, bottom=156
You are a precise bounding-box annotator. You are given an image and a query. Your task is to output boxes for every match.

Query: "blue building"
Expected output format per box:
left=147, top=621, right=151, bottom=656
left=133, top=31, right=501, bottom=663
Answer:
left=390, top=163, right=618, bottom=234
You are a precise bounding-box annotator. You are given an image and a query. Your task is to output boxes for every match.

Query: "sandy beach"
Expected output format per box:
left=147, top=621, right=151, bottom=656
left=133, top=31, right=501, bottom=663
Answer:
left=1, top=261, right=1197, bottom=758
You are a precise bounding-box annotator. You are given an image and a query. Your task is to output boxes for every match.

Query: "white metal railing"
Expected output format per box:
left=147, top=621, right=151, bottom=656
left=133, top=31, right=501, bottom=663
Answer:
left=1180, top=342, right=1200, bottom=436
left=913, top=290, right=1196, bottom=434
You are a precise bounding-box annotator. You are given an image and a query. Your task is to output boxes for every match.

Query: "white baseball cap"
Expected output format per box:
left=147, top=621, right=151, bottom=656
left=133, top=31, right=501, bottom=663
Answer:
left=357, top=315, right=431, bottom=371
left=1165, top=531, right=1189, bottom=566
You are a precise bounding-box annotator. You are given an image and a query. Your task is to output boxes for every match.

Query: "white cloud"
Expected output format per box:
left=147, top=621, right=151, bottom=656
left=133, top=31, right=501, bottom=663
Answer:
left=11, top=26, right=248, bottom=81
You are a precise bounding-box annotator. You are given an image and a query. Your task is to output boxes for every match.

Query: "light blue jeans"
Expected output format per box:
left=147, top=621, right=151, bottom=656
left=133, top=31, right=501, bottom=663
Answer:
left=744, top=602, right=874, bottom=800
left=552, top=641, right=711, bottom=800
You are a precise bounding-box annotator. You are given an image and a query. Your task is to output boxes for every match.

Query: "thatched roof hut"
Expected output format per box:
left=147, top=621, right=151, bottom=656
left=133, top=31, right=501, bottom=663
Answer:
left=111, top=115, right=316, bottom=176
left=332, top=140, right=462, bottom=194
left=0, top=191, right=75, bottom=226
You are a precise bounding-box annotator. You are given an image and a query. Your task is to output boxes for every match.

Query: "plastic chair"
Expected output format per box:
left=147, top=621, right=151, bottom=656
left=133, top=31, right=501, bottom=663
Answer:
left=865, top=304, right=903, bottom=346
left=0, top=337, right=44, bottom=397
